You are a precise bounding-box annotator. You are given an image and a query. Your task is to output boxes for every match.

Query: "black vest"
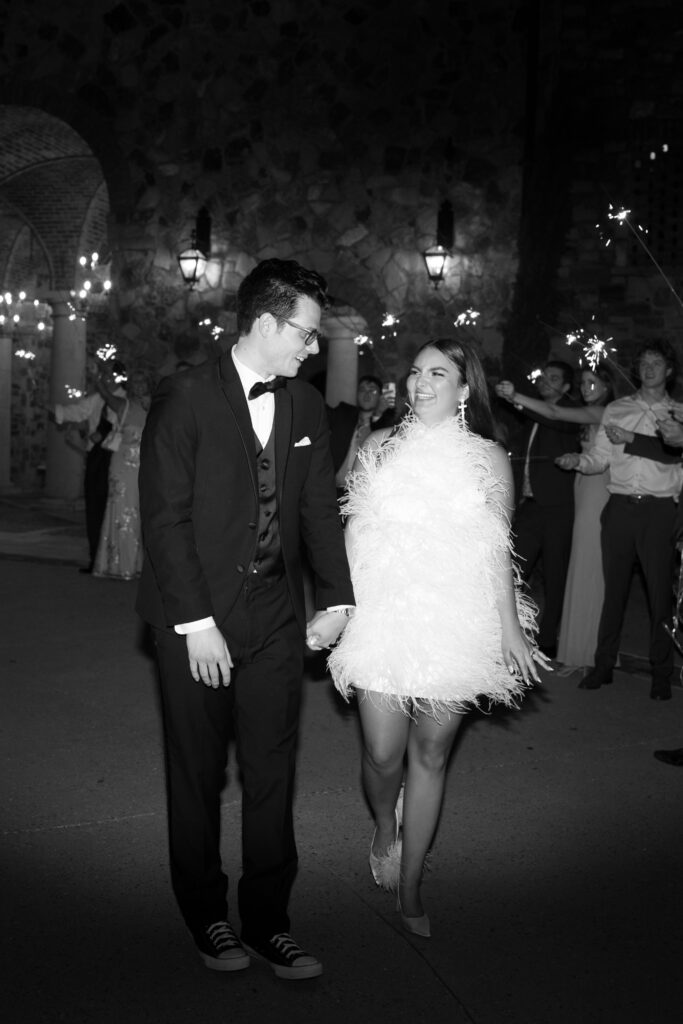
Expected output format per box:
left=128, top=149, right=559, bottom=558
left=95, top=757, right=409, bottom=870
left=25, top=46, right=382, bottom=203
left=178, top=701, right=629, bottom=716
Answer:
left=248, top=429, right=283, bottom=578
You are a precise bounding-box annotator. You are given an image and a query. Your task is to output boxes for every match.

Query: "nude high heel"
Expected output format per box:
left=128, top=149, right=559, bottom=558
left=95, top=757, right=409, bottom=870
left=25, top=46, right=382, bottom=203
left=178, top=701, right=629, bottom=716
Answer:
left=397, top=894, right=430, bottom=938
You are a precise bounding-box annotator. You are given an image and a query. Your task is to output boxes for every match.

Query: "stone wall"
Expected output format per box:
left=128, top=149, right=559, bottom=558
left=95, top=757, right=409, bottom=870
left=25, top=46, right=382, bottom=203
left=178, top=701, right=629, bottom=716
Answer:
left=1, top=0, right=529, bottom=384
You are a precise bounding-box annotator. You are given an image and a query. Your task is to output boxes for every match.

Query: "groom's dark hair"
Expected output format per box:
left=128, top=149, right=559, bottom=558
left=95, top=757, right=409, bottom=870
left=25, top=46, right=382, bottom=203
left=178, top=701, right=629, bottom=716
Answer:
left=237, top=258, right=328, bottom=336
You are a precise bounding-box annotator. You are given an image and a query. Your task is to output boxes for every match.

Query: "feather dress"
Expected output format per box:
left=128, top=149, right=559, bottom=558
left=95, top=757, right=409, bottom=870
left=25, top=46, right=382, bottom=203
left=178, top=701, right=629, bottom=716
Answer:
left=328, top=416, right=537, bottom=715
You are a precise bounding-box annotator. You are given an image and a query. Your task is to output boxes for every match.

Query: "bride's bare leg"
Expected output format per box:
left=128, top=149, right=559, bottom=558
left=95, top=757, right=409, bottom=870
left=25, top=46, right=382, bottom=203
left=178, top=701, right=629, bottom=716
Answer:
left=357, top=693, right=410, bottom=854
left=400, top=710, right=465, bottom=916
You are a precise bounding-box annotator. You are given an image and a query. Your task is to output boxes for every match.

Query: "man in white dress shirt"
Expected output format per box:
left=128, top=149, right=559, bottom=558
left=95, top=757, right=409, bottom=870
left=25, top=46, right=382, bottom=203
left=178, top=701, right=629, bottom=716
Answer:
left=557, top=340, right=683, bottom=699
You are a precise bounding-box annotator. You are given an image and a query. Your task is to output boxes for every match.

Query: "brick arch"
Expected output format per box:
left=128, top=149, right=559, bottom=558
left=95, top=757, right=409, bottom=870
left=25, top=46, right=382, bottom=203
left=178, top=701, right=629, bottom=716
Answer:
left=0, top=97, right=132, bottom=291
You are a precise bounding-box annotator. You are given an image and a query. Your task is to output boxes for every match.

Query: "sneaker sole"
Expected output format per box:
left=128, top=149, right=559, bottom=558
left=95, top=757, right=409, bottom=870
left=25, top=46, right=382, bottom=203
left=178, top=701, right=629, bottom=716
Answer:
left=199, top=950, right=250, bottom=972
left=243, top=945, right=322, bottom=980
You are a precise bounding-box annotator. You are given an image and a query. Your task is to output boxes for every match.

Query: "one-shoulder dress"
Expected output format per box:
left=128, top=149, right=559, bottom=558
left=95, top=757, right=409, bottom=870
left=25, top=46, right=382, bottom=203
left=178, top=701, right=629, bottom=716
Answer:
left=328, top=416, right=537, bottom=716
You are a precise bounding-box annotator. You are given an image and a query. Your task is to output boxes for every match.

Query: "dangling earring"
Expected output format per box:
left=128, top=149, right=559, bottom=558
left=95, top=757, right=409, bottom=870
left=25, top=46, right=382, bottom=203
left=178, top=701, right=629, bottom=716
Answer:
left=458, top=394, right=468, bottom=425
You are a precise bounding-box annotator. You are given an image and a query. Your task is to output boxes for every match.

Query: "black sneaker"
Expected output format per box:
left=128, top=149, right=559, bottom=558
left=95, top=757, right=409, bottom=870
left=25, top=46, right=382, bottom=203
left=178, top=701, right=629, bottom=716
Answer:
left=194, top=921, right=250, bottom=971
left=244, top=932, right=322, bottom=980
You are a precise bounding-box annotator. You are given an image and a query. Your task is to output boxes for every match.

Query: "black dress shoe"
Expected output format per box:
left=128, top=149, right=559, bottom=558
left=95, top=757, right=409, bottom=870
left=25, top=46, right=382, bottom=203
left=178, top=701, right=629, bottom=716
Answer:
left=578, top=667, right=613, bottom=690
left=650, top=681, right=672, bottom=701
left=653, top=748, right=683, bottom=766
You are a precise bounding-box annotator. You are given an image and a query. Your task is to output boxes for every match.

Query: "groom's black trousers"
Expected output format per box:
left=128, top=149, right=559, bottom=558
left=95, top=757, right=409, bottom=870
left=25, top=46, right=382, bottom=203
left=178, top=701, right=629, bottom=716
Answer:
left=153, top=573, right=303, bottom=942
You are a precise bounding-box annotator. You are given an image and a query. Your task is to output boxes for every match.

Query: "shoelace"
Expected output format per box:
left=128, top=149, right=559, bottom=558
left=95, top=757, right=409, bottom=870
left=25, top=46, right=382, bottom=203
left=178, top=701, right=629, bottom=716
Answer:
left=206, top=921, right=240, bottom=952
left=270, top=933, right=306, bottom=960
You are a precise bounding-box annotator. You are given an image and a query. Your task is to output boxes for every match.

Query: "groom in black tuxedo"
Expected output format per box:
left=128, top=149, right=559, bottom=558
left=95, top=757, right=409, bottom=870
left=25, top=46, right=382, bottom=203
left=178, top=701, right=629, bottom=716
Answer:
left=137, top=259, right=354, bottom=979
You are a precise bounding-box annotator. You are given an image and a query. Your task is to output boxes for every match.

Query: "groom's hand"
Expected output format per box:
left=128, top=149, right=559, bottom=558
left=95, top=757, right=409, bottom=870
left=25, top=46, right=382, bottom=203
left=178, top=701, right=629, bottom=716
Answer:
left=186, top=626, right=233, bottom=688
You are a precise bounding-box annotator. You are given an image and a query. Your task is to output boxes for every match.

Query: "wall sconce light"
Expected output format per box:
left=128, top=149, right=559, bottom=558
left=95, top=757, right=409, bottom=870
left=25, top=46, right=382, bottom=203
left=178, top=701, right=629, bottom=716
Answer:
left=422, top=245, right=449, bottom=289
left=178, top=208, right=212, bottom=289
left=422, top=200, right=454, bottom=289
left=178, top=231, right=208, bottom=289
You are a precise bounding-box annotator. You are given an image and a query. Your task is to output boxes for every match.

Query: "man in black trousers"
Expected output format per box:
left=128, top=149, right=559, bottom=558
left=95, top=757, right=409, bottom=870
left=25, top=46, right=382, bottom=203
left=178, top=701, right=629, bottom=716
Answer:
left=557, top=340, right=683, bottom=701
left=137, top=259, right=354, bottom=979
left=510, top=361, right=580, bottom=659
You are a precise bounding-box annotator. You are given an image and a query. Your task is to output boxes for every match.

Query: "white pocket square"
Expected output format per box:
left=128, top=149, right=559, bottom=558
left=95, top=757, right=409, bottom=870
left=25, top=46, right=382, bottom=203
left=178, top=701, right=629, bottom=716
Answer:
left=294, top=436, right=311, bottom=447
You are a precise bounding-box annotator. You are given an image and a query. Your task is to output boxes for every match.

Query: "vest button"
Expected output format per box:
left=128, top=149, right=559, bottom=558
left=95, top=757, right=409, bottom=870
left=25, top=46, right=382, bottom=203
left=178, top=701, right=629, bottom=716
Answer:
left=261, top=458, right=270, bottom=469
left=236, top=564, right=244, bottom=573
left=248, top=522, right=257, bottom=529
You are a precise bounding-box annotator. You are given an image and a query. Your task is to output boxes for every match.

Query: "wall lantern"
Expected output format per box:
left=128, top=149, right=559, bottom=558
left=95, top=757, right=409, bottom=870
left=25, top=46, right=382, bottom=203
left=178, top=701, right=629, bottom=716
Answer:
left=422, top=199, right=455, bottom=289
left=177, top=208, right=212, bottom=289
left=422, top=245, right=450, bottom=289
left=178, top=231, right=208, bottom=289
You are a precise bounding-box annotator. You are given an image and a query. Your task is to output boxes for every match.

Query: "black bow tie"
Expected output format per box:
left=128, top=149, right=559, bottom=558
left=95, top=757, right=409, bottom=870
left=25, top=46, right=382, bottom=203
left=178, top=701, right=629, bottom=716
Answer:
left=248, top=376, right=287, bottom=400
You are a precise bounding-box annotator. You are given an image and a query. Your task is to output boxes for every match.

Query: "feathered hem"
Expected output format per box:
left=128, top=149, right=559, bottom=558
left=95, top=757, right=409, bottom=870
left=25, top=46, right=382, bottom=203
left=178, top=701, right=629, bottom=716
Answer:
left=328, top=415, right=538, bottom=717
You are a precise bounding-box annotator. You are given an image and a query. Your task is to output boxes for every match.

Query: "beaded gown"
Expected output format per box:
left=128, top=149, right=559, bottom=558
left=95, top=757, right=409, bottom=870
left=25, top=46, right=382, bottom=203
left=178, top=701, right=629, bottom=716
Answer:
left=93, top=400, right=147, bottom=580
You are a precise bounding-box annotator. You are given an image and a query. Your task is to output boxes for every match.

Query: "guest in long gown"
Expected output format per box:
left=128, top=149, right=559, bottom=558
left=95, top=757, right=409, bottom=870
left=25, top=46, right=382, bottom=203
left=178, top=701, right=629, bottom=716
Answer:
left=497, top=366, right=615, bottom=670
left=93, top=369, right=152, bottom=581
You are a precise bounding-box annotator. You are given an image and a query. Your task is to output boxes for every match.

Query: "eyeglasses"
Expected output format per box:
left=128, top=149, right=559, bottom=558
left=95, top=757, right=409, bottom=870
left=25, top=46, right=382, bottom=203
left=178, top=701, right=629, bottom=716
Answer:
left=277, top=316, right=321, bottom=347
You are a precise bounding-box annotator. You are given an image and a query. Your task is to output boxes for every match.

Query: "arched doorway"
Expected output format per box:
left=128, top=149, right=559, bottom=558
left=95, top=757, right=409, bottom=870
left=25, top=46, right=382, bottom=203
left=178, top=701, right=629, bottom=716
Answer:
left=0, top=105, right=112, bottom=498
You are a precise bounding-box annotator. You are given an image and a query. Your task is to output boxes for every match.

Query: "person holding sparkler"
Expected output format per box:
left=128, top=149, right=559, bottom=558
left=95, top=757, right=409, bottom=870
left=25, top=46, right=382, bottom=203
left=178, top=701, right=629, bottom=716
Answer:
left=556, top=340, right=683, bottom=700
left=497, top=365, right=615, bottom=672
left=502, top=361, right=581, bottom=660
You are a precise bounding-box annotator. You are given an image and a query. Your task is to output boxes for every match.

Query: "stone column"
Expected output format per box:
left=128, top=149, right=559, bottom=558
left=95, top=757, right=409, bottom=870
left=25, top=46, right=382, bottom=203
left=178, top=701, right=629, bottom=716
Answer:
left=44, top=301, right=87, bottom=499
left=0, top=335, right=11, bottom=490
left=323, top=306, right=367, bottom=407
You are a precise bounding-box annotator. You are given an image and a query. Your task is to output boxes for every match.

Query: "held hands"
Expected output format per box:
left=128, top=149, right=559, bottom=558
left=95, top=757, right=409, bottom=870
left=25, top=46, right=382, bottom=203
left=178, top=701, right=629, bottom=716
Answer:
left=555, top=452, right=580, bottom=471
left=495, top=381, right=517, bottom=403
left=306, top=609, right=351, bottom=651
left=186, top=625, right=234, bottom=688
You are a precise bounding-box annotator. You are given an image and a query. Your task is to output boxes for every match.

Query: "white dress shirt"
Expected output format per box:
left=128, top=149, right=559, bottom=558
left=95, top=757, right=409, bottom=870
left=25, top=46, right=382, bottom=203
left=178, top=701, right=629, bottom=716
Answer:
left=577, top=392, right=683, bottom=497
left=54, top=392, right=120, bottom=450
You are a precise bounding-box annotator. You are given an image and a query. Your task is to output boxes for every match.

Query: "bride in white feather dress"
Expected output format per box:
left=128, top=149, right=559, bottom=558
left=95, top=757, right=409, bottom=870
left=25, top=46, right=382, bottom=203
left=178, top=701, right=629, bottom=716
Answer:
left=328, top=338, right=547, bottom=937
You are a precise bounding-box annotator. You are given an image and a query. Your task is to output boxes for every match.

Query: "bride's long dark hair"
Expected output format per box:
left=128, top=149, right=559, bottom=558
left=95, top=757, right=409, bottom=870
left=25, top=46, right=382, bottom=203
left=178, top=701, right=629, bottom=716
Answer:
left=416, top=337, right=498, bottom=442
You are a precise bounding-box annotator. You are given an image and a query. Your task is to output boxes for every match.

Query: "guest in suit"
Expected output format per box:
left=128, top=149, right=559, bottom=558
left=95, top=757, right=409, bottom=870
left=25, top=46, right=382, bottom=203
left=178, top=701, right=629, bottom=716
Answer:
left=509, top=361, right=581, bottom=658
left=53, top=358, right=127, bottom=572
left=327, top=375, right=396, bottom=497
left=556, top=341, right=683, bottom=700
left=137, top=259, right=354, bottom=980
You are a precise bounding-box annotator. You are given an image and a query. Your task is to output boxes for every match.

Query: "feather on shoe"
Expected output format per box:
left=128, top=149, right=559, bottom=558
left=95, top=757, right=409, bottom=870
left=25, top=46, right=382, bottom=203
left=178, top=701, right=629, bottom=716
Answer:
left=371, top=839, right=402, bottom=892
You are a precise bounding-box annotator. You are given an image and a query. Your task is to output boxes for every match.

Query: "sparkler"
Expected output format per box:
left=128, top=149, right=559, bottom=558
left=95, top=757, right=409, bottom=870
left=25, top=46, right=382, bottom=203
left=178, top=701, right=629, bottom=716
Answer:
left=198, top=316, right=225, bottom=343
left=97, top=344, right=118, bottom=361
left=454, top=308, right=481, bottom=328
left=604, top=203, right=683, bottom=314
left=565, top=329, right=617, bottom=372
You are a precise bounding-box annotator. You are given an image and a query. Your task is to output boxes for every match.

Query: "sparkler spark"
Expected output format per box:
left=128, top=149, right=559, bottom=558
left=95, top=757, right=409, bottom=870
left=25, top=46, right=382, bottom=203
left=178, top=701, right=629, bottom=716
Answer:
left=527, top=368, right=542, bottom=383
left=565, top=329, right=616, bottom=371
left=454, top=308, right=481, bottom=327
left=97, top=344, right=118, bottom=361
left=602, top=203, right=683, bottom=314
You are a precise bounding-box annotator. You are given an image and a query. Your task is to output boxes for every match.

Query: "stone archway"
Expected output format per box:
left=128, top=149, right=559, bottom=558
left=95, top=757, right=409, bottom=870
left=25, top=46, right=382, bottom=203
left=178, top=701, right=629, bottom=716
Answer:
left=0, top=104, right=113, bottom=497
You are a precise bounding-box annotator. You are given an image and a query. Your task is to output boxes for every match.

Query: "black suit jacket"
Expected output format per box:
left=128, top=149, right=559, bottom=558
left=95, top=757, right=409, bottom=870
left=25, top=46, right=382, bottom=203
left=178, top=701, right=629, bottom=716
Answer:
left=512, top=397, right=581, bottom=507
left=136, top=354, right=354, bottom=631
left=327, top=401, right=395, bottom=472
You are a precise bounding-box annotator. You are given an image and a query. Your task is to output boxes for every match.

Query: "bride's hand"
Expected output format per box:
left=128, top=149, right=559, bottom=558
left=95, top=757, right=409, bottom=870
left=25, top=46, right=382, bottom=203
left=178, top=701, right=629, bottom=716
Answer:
left=502, top=627, right=551, bottom=683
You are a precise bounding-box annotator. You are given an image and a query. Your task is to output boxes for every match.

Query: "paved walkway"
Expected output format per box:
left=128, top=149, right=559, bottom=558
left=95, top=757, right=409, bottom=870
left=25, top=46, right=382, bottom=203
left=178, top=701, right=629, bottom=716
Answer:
left=1, top=494, right=682, bottom=1023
